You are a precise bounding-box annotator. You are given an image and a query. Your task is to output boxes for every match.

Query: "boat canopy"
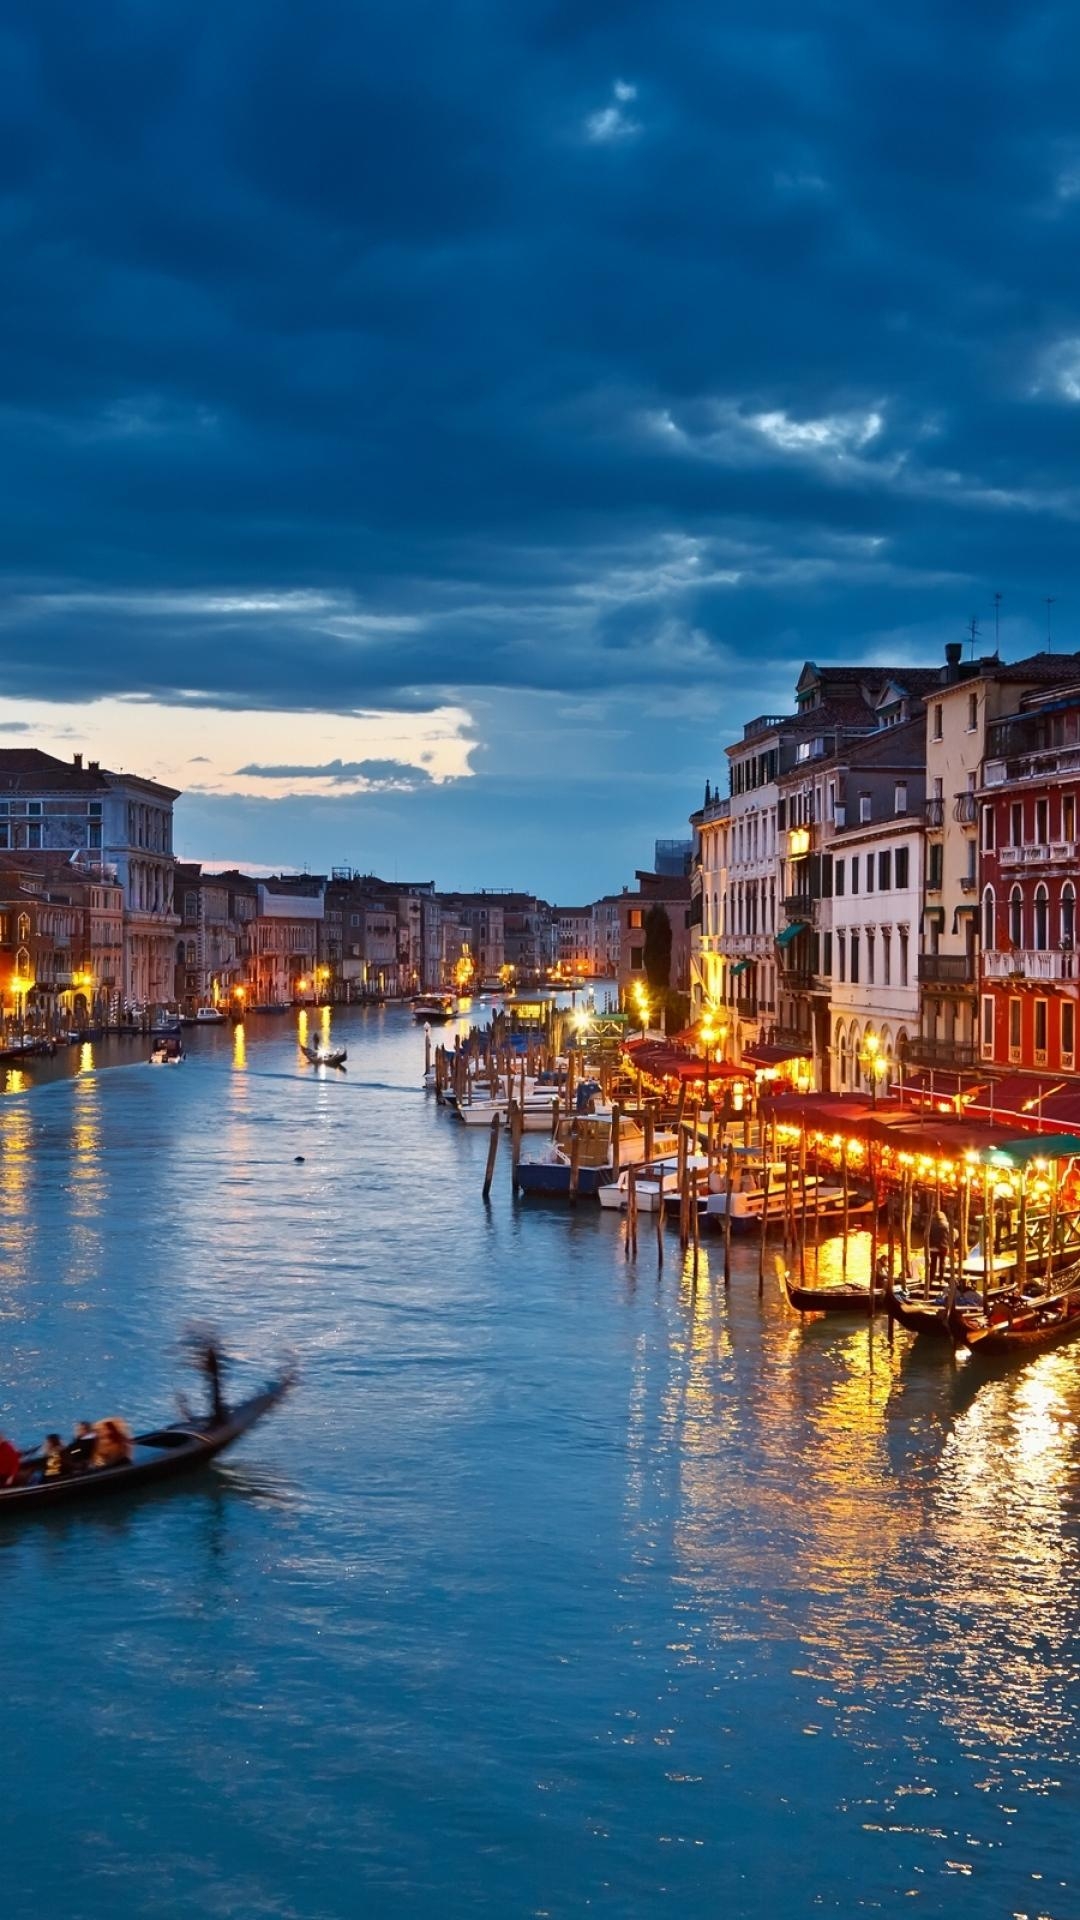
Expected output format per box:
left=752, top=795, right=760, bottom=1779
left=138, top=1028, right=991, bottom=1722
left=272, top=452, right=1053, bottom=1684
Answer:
left=977, top=1135, right=1080, bottom=1168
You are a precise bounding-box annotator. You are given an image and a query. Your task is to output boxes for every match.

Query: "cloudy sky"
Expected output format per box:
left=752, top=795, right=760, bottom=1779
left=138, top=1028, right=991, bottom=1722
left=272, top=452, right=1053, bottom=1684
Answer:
left=4, top=1, right=1080, bottom=896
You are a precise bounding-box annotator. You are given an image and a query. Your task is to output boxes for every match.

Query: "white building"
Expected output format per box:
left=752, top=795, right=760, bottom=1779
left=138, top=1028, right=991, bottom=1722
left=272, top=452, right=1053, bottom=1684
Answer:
left=0, top=747, right=179, bottom=1010
left=829, top=809, right=922, bottom=1093
left=689, top=789, right=730, bottom=1018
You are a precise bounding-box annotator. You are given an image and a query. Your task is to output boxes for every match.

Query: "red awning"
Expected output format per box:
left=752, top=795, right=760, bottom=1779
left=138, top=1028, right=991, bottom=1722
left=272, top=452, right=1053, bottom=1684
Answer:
left=898, top=1070, right=991, bottom=1101
left=626, top=1039, right=744, bottom=1082
left=965, top=1075, right=1070, bottom=1123
left=742, top=1042, right=812, bottom=1069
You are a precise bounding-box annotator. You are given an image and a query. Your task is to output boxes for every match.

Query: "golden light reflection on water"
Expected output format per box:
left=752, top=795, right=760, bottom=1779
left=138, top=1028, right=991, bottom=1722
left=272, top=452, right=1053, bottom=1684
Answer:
left=232, top=1023, right=247, bottom=1070
left=0, top=1096, right=34, bottom=1284
left=77, top=1042, right=94, bottom=1075
left=69, top=1073, right=104, bottom=1218
left=3, top=1068, right=27, bottom=1097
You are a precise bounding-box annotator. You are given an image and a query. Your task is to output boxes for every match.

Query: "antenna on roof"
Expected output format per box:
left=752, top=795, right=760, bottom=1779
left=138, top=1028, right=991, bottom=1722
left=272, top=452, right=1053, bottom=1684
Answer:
left=1046, top=596, right=1057, bottom=651
left=992, top=590, right=1003, bottom=657
left=967, top=614, right=980, bottom=660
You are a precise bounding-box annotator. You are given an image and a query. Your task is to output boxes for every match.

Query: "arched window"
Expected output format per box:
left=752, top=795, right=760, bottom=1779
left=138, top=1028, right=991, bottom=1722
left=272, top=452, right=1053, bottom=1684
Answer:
left=1062, top=883, right=1076, bottom=949
left=17, top=913, right=29, bottom=943
left=1034, top=884, right=1049, bottom=952
left=837, top=1025, right=848, bottom=1089
left=176, top=941, right=185, bottom=964
left=982, top=886, right=995, bottom=951
left=186, top=940, right=196, bottom=965
left=1009, top=885, right=1023, bottom=949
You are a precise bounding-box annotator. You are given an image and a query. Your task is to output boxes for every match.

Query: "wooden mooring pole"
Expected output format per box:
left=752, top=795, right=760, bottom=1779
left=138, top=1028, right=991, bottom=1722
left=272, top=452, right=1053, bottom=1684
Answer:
left=482, top=1110, right=500, bottom=1201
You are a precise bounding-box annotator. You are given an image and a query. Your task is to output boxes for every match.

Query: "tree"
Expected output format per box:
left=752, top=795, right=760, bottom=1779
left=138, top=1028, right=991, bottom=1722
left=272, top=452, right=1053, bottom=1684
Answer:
left=643, top=905, right=672, bottom=992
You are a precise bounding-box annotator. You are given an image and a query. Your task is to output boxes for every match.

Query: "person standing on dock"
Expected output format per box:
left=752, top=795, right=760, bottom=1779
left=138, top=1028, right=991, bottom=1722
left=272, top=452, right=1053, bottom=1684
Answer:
left=927, top=1209, right=952, bottom=1287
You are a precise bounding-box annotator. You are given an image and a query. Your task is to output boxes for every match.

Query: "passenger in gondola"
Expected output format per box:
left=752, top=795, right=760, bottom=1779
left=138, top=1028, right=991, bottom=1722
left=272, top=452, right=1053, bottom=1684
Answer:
left=93, top=1419, right=133, bottom=1468
left=0, top=1432, right=21, bottom=1488
left=41, top=1434, right=65, bottom=1481
left=202, top=1344, right=227, bottom=1424
left=67, top=1420, right=97, bottom=1472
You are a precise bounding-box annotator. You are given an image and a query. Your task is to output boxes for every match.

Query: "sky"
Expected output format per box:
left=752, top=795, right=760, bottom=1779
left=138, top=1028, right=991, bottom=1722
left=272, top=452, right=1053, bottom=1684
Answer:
left=4, top=0, right=1080, bottom=898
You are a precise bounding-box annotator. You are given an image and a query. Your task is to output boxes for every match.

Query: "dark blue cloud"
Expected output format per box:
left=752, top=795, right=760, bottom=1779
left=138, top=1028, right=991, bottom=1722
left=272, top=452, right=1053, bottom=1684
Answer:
left=2, top=0, right=1080, bottom=888
left=234, top=757, right=433, bottom=787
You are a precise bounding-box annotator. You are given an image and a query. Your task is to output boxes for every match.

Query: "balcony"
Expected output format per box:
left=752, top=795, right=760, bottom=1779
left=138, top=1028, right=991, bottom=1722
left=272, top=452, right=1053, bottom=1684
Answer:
left=736, top=996, right=758, bottom=1019
left=773, top=1024, right=814, bottom=1051
left=782, top=894, right=818, bottom=922
left=984, top=744, right=1080, bottom=787
left=918, top=953, right=975, bottom=986
left=904, top=1035, right=979, bottom=1070
left=781, top=968, right=826, bottom=993
left=983, top=948, right=1077, bottom=982
left=925, top=798, right=945, bottom=828
left=998, top=843, right=1075, bottom=869
left=953, top=793, right=977, bottom=824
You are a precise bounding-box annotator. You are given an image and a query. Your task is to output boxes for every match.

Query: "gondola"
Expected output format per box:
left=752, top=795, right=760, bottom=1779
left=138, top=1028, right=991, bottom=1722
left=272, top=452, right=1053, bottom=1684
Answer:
left=299, top=1041, right=347, bottom=1069
left=950, top=1260, right=1080, bottom=1356
left=782, top=1269, right=886, bottom=1315
left=886, top=1287, right=951, bottom=1337
left=0, top=1375, right=292, bottom=1517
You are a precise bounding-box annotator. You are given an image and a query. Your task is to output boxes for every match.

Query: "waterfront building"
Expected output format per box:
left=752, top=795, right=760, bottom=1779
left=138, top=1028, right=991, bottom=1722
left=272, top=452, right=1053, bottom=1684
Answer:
left=689, top=787, right=730, bottom=1019
left=978, top=671, right=1080, bottom=1077
left=589, top=895, right=624, bottom=982
left=0, top=858, right=82, bottom=1032
left=915, top=648, right=1080, bottom=1077
left=617, top=871, right=691, bottom=1007
left=250, top=877, right=325, bottom=1004
left=173, top=863, right=253, bottom=1011
left=777, top=705, right=929, bottom=1088
left=551, top=907, right=594, bottom=978
left=0, top=748, right=179, bottom=1012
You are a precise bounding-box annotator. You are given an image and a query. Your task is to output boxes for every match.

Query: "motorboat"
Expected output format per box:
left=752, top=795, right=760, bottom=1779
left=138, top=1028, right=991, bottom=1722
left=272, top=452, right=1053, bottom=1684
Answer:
left=195, top=1005, right=227, bottom=1024
left=597, top=1153, right=708, bottom=1212
left=413, top=994, right=457, bottom=1024
left=515, top=1107, right=679, bottom=1199
left=299, top=1040, right=347, bottom=1069
left=705, top=1160, right=872, bottom=1233
left=149, top=1036, right=184, bottom=1066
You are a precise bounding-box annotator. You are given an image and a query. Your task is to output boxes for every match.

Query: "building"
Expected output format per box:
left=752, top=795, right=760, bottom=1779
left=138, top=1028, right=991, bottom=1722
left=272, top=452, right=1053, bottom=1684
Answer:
left=916, top=647, right=1080, bottom=1076
left=174, top=863, right=254, bottom=1011
left=0, top=748, right=179, bottom=1012
left=250, top=877, right=325, bottom=1004
left=689, top=787, right=730, bottom=1018
left=978, top=673, right=1080, bottom=1077
left=590, top=896, right=625, bottom=982
left=618, top=871, right=692, bottom=1006
left=552, top=907, right=594, bottom=977
left=653, top=838, right=693, bottom=878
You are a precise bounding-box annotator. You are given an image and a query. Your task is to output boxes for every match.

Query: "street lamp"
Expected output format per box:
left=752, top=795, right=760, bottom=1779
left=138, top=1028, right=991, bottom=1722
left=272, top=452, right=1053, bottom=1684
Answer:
left=860, top=1030, right=889, bottom=1107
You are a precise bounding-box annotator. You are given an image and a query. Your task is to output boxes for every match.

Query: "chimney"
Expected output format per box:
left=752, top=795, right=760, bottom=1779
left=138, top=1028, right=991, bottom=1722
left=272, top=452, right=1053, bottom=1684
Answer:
left=88, top=760, right=99, bottom=772
left=73, top=752, right=83, bottom=769
left=943, top=641, right=963, bottom=684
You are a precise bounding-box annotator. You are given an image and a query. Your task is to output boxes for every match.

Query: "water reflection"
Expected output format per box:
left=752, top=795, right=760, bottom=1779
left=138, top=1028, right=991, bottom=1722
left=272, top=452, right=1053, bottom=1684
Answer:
left=232, top=1022, right=247, bottom=1070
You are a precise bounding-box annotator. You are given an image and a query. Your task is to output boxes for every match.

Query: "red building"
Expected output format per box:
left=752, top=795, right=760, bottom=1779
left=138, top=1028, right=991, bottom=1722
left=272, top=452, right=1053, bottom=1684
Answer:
left=978, top=682, right=1080, bottom=1076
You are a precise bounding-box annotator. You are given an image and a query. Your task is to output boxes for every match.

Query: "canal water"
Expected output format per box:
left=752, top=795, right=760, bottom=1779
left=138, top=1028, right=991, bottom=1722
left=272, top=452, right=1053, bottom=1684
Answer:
left=1, top=1008, right=1078, bottom=1920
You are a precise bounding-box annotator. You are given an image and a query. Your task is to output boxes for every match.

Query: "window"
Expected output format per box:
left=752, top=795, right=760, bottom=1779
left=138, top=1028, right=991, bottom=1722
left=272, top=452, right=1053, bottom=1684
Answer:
left=882, top=932, right=891, bottom=986
left=1009, top=886, right=1023, bottom=948
left=1064, top=1001, right=1075, bottom=1065
left=835, top=860, right=845, bottom=897
left=1063, top=884, right=1076, bottom=948
left=628, top=909, right=643, bottom=930
left=894, top=782, right=907, bottom=815
left=982, top=885, right=995, bottom=950
left=822, top=931, right=833, bottom=977
left=982, top=804, right=995, bottom=852
left=89, top=801, right=102, bottom=818
left=866, top=930, right=875, bottom=985
left=837, top=932, right=846, bottom=983
left=851, top=857, right=859, bottom=894
left=850, top=933, right=860, bottom=984
left=629, top=946, right=644, bottom=971
left=878, top=850, right=892, bottom=890
left=1034, top=884, right=1049, bottom=951
left=895, top=846, right=909, bottom=889
left=17, top=913, right=29, bottom=943
left=933, top=704, right=943, bottom=740
left=859, top=793, right=871, bottom=823
left=1034, top=998, right=1048, bottom=1059
left=866, top=856, right=875, bottom=894
left=967, top=690, right=978, bottom=731
left=1011, top=801, right=1023, bottom=847
left=828, top=781, right=836, bottom=820
left=927, top=843, right=943, bottom=889
left=1036, top=797, right=1049, bottom=846
left=981, top=993, right=994, bottom=1054
left=1064, top=794, right=1076, bottom=843
left=898, top=930, right=909, bottom=988
left=1009, top=997, right=1022, bottom=1055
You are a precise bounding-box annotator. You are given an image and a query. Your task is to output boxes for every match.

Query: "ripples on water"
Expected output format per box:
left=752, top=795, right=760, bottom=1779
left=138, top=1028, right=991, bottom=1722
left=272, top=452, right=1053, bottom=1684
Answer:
left=1, top=1011, right=1078, bottom=1918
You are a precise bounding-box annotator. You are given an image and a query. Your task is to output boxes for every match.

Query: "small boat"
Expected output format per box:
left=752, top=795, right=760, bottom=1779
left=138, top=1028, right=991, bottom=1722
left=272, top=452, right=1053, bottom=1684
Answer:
left=515, top=1109, right=679, bottom=1198
left=195, top=1005, right=227, bottom=1024
left=0, top=1375, right=292, bottom=1517
left=949, top=1260, right=1080, bottom=1356
left=412, top=994, right=456, bottom=1024
left=149, top=1036, right=185, bottom=1066
left=299, top=1040, right=347, bottom=1069
left=151, top=1014, right=182, bottom=1037
left=782, top=1269, right=886, bottom=1315
left=597, top=1153, right=708, bottom=1213
left=705, top=1159, right=874, bottom=1233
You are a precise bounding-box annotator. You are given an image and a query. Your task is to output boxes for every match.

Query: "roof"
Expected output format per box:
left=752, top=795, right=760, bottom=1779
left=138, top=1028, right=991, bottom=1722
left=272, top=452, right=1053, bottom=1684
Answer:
left=0, top=749, right=110, bottom=793
left=633, top=871, right=691, bottom=900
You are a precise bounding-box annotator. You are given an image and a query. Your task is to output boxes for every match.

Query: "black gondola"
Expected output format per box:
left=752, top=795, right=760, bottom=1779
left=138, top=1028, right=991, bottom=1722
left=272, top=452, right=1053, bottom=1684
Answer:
left=1, top=1375, right=292, bottom=1517
left=782, top=1269, right=886, bottom=1315
left=299, top=1041, right=347, bottom=1069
